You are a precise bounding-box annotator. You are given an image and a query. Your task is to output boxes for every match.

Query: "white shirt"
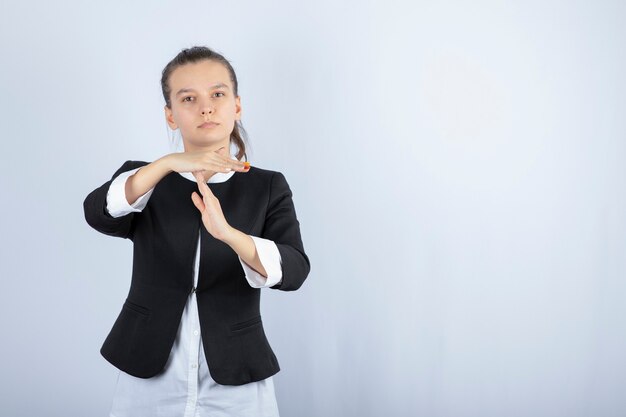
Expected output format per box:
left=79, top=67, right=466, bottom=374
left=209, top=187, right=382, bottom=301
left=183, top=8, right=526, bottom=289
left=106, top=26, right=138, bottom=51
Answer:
left=105, top=153, right=282, bottom=417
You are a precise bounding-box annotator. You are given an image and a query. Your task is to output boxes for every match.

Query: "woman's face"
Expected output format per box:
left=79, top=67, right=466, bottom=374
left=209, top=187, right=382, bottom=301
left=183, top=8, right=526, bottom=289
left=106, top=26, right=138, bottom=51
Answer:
left=165, top=60, right=241, bottom=151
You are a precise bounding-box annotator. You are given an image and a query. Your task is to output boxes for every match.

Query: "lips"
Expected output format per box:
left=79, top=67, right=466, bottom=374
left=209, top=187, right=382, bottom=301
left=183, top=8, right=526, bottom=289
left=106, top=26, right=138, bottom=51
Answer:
left=199, top=122, right=219, bottom=128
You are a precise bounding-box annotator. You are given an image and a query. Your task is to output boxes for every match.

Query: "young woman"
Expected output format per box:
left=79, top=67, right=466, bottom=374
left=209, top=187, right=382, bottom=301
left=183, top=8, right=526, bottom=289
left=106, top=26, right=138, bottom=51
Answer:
left=83, top=46, right=311, bottom=417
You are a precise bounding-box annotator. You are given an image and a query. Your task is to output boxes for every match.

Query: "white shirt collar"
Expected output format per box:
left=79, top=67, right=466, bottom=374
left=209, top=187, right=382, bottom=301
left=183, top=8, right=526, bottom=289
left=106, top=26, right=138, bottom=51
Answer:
left=177, top=152, right=240, bottom=184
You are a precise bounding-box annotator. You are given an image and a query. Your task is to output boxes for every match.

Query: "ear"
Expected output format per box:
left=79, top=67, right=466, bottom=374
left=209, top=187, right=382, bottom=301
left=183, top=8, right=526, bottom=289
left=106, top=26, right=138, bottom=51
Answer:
left=234, top=95, right=242, bottom=121
left=164, top=105, right=177, bottom=129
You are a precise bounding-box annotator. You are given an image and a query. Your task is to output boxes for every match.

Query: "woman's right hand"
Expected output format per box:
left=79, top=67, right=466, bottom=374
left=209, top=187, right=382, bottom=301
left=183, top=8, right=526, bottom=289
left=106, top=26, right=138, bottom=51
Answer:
left=164, top=146, right=250, bottom=180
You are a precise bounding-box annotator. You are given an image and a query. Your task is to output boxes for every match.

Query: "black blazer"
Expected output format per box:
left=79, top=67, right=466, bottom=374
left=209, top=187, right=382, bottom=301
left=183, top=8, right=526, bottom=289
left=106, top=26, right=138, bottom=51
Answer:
left=83, top=160, right=311, bottom=385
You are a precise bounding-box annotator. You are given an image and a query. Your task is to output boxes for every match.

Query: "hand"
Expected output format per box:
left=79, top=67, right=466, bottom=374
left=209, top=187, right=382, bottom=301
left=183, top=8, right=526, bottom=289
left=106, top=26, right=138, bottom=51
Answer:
left=190, top=171, right=233, bottom=241
left=165, top=146, right=250, bottom=181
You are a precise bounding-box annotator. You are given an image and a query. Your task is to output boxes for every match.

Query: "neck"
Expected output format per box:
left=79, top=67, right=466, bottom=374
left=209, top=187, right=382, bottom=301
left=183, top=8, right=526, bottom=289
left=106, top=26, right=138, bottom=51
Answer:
left=182, top=137, right=231, bottom=154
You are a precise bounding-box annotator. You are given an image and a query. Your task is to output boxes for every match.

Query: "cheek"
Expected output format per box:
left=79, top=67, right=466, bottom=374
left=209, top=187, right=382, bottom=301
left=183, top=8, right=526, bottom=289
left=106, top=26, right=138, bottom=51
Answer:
left=223, top=102, right=238, bottom=115
left=176, top=109, right=196, bottom=122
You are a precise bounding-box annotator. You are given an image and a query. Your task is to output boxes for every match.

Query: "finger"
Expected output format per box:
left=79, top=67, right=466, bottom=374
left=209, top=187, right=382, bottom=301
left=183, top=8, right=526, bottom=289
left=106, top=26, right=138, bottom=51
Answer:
left=193, top=172, right=213, bottom=200
left=223, top=156, right=250, bottom=171
left=201, top=181, right=214, bottom=200
left=231, top=159, right=250, bottom=170
left=192, top=172, right=205, bottom=197
left=217, top=155, right=235, bottom=170
left=191, top=191, right=205, bottom=212
left=207, top=154, right=232, bottom=172
left=195, top=174, right=215, bottom=200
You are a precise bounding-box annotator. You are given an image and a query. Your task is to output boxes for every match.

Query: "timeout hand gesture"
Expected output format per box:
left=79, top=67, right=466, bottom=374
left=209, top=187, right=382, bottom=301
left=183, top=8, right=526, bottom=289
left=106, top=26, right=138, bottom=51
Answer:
left=191, top=172, right=233, bottom=240
left=188, top=147, right=250, bottom=241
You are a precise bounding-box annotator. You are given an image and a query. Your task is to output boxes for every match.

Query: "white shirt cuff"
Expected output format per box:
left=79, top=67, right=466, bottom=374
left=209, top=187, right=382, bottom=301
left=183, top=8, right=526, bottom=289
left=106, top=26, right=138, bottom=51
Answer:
left=240, top=236, right=283, bottom=288
left=106, top=167, right=154, bottom=218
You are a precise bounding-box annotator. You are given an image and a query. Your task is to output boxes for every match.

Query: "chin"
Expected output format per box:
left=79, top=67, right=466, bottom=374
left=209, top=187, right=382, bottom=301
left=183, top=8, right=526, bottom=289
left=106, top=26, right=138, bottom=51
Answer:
left=188, top=135, right=227, bottom=147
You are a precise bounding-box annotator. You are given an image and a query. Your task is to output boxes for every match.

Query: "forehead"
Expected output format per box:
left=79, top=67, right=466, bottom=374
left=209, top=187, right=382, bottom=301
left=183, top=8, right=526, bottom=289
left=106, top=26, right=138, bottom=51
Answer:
left=169, top=60, right=232, bottom=91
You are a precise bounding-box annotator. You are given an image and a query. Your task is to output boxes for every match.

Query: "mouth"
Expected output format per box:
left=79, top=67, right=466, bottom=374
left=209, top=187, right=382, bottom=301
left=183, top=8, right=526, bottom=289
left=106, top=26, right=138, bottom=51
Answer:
left=198, top=122, right=219, bottom=128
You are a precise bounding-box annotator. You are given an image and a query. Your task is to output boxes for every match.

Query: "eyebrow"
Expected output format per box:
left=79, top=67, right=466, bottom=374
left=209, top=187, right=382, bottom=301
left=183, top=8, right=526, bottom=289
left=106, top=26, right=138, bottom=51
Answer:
left=175, top=83, right=230, bottom=97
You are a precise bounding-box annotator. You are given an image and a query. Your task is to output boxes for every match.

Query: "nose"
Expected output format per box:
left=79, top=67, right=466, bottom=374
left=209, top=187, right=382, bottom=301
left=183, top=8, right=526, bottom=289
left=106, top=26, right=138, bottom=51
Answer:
left=198, top=95, right=213, bottom=115
left=200, top=100, right=213, bottom=115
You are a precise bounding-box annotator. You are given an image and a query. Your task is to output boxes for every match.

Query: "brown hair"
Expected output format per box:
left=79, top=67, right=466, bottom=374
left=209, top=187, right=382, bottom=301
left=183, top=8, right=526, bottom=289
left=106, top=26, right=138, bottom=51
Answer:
left=161, top=46, right=249, bottom=162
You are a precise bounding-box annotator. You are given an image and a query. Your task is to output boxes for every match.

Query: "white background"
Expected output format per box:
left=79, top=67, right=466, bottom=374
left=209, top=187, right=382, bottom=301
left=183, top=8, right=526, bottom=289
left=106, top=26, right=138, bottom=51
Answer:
left=0, top=1, right=624, bottom=416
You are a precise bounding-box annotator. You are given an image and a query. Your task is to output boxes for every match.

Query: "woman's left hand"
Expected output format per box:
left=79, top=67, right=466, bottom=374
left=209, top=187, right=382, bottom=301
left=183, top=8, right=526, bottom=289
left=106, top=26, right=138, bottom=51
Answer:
left=191, top=172, right=233, bottom=241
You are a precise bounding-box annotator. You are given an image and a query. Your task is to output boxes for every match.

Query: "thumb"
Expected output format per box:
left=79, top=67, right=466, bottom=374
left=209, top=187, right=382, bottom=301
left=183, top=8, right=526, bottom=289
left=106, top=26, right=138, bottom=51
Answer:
left=191, top=191, right=205, bottom=212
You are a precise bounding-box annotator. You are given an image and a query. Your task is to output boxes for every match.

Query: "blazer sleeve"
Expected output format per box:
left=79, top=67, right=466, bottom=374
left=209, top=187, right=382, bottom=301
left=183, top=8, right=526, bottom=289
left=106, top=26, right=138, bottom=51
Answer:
left=106, top=167, right=154, bottom=217
left=83, top=160, right=143, bottom=240
left=239, top=235, right=283, bottom=288
left=262, top=171, right=311, bottom=291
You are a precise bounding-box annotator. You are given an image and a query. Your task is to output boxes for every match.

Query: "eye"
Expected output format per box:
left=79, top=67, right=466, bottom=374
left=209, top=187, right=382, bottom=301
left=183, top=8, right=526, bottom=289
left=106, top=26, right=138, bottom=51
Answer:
left=182, top=96, right=194, bottom=102
left=214, top=92, right=225, bottom=97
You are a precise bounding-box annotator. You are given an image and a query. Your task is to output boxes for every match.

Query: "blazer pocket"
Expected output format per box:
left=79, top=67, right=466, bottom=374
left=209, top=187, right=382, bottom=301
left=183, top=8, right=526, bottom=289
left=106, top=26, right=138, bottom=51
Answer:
left=229, top=315, right=262, bottom=332
left=123, top=299, right=151, bottom=317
